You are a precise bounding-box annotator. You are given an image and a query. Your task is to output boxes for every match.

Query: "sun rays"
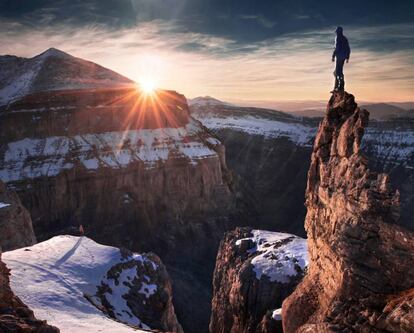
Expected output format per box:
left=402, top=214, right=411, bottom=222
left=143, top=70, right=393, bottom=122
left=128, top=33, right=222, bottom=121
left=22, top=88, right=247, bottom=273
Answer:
left=95, top=85, right=189, bottom=156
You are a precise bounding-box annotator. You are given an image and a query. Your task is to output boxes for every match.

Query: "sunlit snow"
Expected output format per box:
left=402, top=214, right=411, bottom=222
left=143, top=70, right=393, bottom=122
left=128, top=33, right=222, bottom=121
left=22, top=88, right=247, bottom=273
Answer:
left=3, top=236, right=154, bottom=333
left=0, top=201, right=11, bottom=209
left=236, top=230, right=308, bottom=283
left=0, top=119, right=219, bottom=182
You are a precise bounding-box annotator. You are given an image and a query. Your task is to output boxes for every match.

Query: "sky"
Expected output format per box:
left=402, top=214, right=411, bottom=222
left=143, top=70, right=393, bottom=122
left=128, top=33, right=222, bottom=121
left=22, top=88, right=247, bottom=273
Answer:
left=0, top=0, right=414, bottom=104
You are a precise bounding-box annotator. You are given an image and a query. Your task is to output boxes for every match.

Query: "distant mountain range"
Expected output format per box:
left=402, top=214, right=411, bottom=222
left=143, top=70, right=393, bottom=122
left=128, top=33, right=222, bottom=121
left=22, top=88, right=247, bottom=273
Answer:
left=189, top=96, right=414, bottom=120
left=187, top=96, right=233, bottom=107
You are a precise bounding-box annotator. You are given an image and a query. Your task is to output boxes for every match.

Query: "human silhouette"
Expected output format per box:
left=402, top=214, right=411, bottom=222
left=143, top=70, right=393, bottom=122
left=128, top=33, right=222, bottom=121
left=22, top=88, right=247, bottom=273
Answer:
left=331, top=26, right=351, bottom=92
left=79, top=224, right=84, bottom=236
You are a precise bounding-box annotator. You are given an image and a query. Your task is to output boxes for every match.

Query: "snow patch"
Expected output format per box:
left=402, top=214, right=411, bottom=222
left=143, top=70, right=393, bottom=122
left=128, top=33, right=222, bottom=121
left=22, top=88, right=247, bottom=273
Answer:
left=272, top=308, right=282, bottom=321
left=195, top=115, right=316, bottom=146
left=236, top=230, right=308, bottom=283
left=97, top=266, right=150, bottom=329
left=0, top=119, right=219, bottom=182
left=139, top=282, right=158, bottom=299
left=363, top=128, right=414, bottom=165
left=0, top=201, right=11, bottom=209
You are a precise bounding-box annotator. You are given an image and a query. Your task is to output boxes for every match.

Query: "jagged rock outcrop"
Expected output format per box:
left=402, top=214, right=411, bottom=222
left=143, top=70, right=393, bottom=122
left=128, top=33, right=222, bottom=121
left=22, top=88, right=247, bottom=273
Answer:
left=0, top=250, right=59, bottom=333
left=209, top=227, right=308, bottom=333
left=282, top=91, right=414, bottom=332
left=0, top=180, right=36, bottom=251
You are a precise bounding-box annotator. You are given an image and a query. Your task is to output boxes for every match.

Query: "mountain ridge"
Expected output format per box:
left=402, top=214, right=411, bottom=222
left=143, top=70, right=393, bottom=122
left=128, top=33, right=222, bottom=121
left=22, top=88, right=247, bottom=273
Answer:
left=0, top=48, right=134, bottom=106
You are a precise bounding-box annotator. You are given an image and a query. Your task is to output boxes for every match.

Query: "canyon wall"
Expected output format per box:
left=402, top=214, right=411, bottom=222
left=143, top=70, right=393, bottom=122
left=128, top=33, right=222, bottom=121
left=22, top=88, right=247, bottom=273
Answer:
left=0, top=180, right=36, bottom=251
left=282, top=91, right=414, bottom=332
left=0, top=87, right=233, bottom=249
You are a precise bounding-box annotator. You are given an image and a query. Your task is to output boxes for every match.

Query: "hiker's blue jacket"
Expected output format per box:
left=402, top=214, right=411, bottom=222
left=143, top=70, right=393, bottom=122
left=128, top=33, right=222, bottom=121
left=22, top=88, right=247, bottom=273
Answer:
left=332, top=33, right=351, bottom=60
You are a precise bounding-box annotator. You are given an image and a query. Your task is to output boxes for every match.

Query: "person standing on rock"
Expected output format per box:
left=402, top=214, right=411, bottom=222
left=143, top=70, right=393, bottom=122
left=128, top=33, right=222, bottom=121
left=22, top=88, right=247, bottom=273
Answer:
left=331, top=26, right=351, bottom=92
left=79, top=224, right=84, bottom=237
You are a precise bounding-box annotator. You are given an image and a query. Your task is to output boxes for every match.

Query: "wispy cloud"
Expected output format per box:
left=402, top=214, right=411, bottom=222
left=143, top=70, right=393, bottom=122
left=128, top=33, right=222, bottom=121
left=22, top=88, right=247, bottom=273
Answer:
left=0, top=19, right=413, bottom=102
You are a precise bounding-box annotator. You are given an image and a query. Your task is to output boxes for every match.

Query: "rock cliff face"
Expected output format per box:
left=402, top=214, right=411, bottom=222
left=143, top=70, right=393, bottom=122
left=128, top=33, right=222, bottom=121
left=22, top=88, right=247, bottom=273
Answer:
left=0, top=49, right=238, bottom=332
left=210, top=227, right=308, bottom=333
left=282, top=91, right=414, bottom=332
left=0, top=251, right=59, bottom=332
left=0, top=86, right=232, bottom=247
left=0, top=180, right=36, bottom=251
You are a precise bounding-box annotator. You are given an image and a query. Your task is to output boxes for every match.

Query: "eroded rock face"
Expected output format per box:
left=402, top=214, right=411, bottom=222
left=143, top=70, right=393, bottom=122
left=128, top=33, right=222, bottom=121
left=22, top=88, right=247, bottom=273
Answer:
left=0, top=251, right=59, bottom=333
left=210, top=227, right=307, bottom=333
left=282, top=92, right=414, bottom=332
left=0, top=180, right=36, bottom=251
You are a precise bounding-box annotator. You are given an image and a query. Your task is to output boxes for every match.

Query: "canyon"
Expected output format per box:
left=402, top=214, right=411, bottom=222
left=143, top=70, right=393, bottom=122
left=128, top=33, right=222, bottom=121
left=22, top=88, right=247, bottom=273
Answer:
left=1, top=48, right=414, bottom=333
left=190, top=97, right=414, bottom=236
left=193, top=94, right=414, bottom=333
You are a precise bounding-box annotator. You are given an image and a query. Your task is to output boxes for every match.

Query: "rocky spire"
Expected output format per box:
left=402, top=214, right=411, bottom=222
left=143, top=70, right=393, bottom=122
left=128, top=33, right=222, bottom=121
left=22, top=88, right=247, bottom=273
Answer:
left=282, top=91, right=414, bottom=332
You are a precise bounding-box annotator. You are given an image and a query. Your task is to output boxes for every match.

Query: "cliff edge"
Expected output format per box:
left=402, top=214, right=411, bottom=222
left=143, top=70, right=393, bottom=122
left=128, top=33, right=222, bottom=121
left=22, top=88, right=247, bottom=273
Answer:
left=282, top=91, right=414, bottom=332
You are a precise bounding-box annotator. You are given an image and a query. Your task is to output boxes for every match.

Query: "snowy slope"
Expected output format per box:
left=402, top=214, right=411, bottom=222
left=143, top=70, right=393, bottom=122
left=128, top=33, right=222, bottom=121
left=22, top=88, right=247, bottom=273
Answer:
left=363, top=127, right=414, bottom=166
left=2, top=236, right=165, bottom=333
left=236, top=230, right=308, bottom=283
left=0, top=48, right=133, bottom=106
left=198, top=115, right=316, bottom=146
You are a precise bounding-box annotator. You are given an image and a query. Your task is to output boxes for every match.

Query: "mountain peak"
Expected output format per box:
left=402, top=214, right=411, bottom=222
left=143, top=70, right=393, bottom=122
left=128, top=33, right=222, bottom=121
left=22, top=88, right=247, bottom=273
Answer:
left=0, top=48, right=133, bottom=106
left=37, top=47, right=72, bottom=60
left=188, top=96, right=232, bottom=107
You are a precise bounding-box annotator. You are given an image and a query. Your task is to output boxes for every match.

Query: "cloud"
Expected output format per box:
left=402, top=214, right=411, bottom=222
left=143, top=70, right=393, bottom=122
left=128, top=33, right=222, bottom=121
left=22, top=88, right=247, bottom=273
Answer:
left=0, top=18, right=413, bottom=102
left=240, top=15, right=277, bottom=29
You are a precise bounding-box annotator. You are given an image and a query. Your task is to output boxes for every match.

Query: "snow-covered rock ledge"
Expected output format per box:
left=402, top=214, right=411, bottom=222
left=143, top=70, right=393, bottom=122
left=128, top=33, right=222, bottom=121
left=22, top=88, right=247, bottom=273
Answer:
left=3, top=235, right=182, bottom=333
left=210, top=227, right=308, bottom=333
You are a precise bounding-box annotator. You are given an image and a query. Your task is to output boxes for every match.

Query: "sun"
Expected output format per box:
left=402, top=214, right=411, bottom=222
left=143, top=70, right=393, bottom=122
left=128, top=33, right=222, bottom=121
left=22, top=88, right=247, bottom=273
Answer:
left=139, top=78, right=157, bottom=94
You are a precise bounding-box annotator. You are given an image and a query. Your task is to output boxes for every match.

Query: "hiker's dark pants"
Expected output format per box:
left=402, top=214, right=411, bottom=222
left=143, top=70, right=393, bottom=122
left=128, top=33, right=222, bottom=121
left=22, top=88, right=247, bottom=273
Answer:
left=334, top=58, right=345, bottom=91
